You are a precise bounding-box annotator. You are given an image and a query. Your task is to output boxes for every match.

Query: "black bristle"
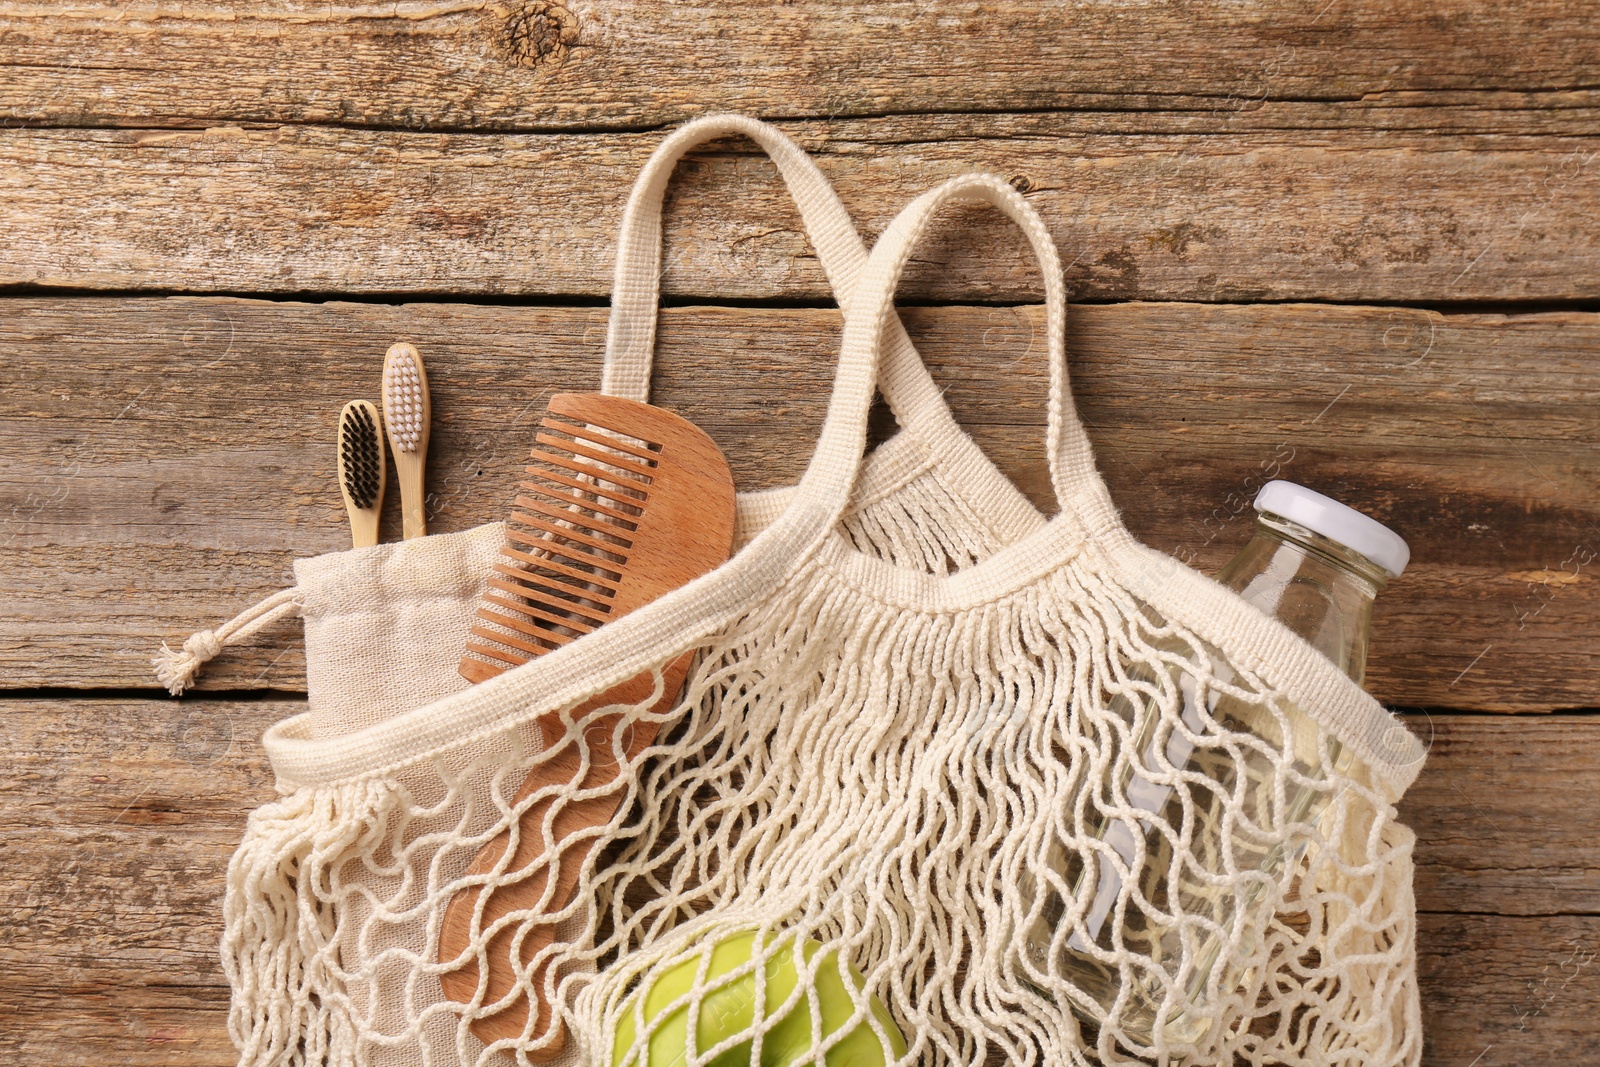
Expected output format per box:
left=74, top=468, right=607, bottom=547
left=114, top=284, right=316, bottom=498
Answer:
left=340, top=405, right=382, bottom=509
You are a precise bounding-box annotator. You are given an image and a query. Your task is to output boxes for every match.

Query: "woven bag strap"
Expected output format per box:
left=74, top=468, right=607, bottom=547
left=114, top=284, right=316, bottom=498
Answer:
left=601, top=114, right=859, bottom=399
left=785, top=176, right=1425, bottom=795
left=793, top=172, right=1118, bottom=537
left=598, top=115, right=1070, bottom=505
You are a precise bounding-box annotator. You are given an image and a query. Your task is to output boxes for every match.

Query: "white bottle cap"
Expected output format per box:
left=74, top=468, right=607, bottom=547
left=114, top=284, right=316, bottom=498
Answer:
left=1254, top=480, right=1410, bottom=578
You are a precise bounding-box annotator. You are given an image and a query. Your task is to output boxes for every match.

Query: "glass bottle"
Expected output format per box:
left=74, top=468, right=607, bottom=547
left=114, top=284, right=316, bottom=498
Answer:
left=1021, top=480, right=1410, bottom=1048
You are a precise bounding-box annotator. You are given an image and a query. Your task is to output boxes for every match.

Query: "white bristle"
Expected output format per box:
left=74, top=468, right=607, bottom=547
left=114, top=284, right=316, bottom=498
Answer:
left=383, top=347, right=426, bottom=453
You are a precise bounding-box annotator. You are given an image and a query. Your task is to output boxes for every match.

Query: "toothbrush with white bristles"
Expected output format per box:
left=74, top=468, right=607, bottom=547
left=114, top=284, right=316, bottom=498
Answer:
left=382, top=341, right=431, bottom=539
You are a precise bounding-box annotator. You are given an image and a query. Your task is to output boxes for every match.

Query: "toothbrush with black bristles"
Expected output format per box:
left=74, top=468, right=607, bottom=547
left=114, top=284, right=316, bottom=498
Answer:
left=337, top=399, right=386, bottom=548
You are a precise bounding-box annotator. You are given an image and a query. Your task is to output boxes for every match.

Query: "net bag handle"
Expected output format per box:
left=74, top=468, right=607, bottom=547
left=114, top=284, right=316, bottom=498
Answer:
left=598, top=114, right=1077, bottom=505
left=792, top=172, right=1118, bottom=539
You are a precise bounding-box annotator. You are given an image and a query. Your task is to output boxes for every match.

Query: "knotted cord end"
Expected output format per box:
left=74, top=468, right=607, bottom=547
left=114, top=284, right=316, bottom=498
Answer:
left=153, top=629, right=223, bottom=696
left=151, top=588, right=301, bottom=697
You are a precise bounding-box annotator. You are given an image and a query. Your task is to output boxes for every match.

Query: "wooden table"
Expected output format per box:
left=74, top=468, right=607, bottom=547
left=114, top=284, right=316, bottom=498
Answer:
left=3, top=3, right=1597, bottom=1063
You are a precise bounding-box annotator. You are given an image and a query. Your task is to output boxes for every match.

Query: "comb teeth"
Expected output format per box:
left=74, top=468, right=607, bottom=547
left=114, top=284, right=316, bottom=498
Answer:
left=463, top=412, right=662, bottom=674
left=383, top=346, right=425, bottom=452
left=339, top=402, right=383, bottom=510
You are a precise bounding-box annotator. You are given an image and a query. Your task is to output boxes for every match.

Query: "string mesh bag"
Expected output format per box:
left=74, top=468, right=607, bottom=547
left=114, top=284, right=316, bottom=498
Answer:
left=157, top=117, right=1428, bottom=1067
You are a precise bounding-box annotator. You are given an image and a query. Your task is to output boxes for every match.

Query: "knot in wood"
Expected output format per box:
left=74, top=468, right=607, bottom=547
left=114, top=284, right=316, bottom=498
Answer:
left=502, top=2, right=579, bottom=69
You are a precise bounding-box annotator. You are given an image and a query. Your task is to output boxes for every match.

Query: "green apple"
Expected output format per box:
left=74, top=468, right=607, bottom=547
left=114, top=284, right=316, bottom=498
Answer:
left=610, top=930, right=908, bottom=1067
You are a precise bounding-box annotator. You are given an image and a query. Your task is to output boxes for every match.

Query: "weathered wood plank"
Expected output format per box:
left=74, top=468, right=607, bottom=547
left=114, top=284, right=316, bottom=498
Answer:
left=0, top=697, right=280, bottom=1062
left=2, top=1, right=1598, bottom=132
left=4, top=297, right=1597, bottom=710
left=1416, top=913, right=1600, bottom=1064
left=3, top=119, right=1598, bottom=302
left=2, top=701, right=1596, bottom=1061
left=1399, top=715, right=1600, bottom=915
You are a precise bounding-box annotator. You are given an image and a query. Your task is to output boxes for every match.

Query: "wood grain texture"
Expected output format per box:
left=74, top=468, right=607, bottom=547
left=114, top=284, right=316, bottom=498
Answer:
left=3, top=118, right=1599, bottom=302
left=1399, top=715, right=1600, bottom=916
left=0, top=698, right=283, bottom=1062
left=2, top=700, right=1596, bottom=1062
left=2, top=1, right=1598, bottom=132
left=4, top=0, right=1594, bottom=1056
left=1416, top=912, right=1600, bottom=1064
left=4, top=296, right=1596, bottom=710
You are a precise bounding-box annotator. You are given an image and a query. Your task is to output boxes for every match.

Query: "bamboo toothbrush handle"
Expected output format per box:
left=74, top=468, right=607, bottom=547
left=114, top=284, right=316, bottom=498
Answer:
left=337, top=399, right=386, bottom=549
left=350, top=506, right=381, bottom=548
left=397, top=452, right=427, bottom=539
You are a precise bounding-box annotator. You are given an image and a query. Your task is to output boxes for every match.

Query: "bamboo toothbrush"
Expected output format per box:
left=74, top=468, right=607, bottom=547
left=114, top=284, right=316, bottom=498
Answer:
left=382, top=341, right=431, bottom=539
left=336, top=400, right=386, bottom=548
left=439, top=391, right=737, bottom=1056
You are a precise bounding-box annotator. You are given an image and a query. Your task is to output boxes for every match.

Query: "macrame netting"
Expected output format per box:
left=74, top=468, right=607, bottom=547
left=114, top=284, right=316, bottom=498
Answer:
left=220, top=443, right=1420, bottom=1067
left=210, top=121, right=1423, bottom=1067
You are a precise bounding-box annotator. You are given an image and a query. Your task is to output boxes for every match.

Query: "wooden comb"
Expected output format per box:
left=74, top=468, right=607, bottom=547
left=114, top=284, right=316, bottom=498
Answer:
left=440, top=392, right=736, bottom=1055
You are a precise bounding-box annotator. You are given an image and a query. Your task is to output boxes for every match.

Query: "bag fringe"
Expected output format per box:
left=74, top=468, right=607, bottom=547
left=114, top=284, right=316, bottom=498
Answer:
left=221, top=777, right=396, bottom=1066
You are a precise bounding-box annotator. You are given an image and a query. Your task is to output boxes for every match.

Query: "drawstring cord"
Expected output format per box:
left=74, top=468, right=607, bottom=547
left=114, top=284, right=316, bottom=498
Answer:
left=153, top=588, right=302, bottom=696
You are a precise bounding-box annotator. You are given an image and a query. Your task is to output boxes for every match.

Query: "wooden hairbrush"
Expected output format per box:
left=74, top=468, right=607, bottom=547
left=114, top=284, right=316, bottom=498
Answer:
left=337, top=399, right=386, bottom=548
left=439, top=392, right=736, bottom=1055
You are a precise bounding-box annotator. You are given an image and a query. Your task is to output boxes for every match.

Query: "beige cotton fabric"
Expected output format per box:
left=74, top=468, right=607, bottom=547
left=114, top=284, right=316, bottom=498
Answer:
left=167, top=116, right=1426, bottom=1067
left=297, top=523, right=509, bottom=738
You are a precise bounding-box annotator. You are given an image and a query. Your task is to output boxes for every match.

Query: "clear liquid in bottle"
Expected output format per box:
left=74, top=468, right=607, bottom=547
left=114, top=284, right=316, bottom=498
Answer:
left=1022, top=480, right=1409, bottom=1049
